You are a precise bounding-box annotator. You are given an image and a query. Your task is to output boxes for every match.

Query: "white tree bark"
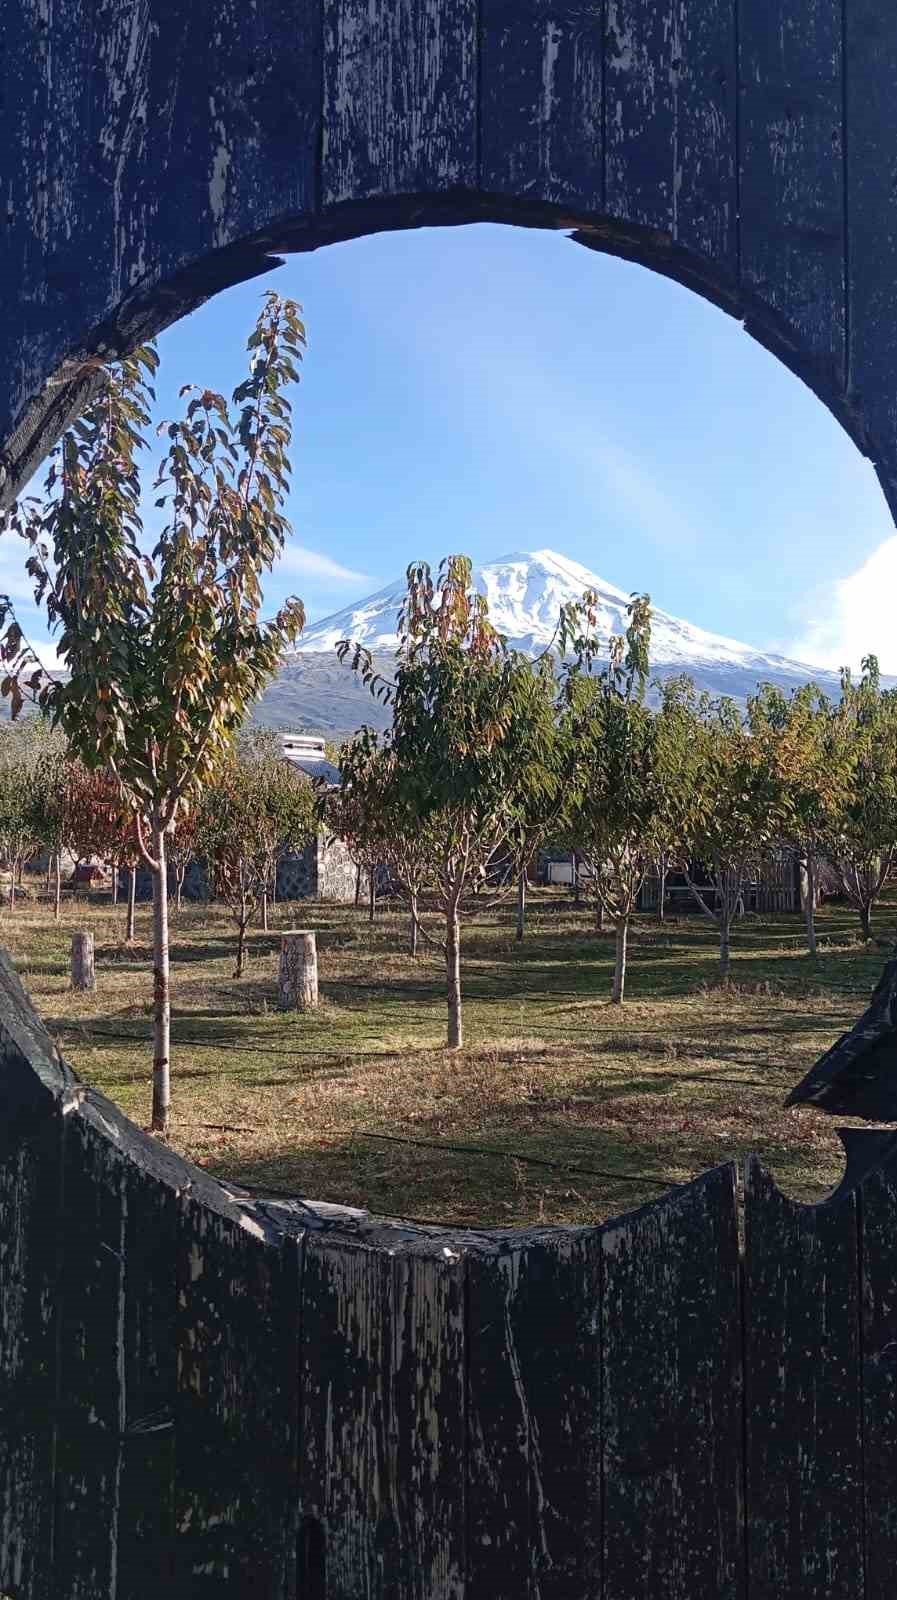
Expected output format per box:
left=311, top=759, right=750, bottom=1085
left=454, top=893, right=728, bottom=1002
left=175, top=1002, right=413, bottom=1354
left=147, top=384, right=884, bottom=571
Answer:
left=71, top=930, right=96, bottom=992
left=278, top=931, right=318, bottom=1011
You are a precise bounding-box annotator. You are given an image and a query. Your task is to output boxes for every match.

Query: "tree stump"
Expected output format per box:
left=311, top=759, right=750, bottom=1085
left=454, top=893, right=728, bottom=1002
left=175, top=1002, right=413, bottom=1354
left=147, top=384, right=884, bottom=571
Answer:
left=278, top=931, right=318, bottom=1011
left=71, top=931, right=96, bottom=992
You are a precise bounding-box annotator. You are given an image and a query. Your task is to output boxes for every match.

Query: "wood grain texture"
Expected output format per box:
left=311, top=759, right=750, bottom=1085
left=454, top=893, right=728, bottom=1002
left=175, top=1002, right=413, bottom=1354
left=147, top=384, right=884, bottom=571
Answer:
left=322, top=0, right=478, bottom=205
left=479, top=0, right=604, bottom=211
left=859, top=1148, right=897, bottom=1598
left=605, top=0, right=738, bottom=270
left=0, top=1123, right=61, bottom=1600
left=299, top=1228, right=465, bottom=1599
left=738, top=0, right=846, bottom=390
left=466, top=1230, right=601, bottom=1599
left=602, top=1163, right=743, bottom=1600
left=52, top=1114, right=128, bottom=1599
left=744, top=1157, right=863, bottom=1600
left=844, top=2, right=897, bottom=512
left=116, top=1162, right=179, bottom=1600
left=173, top=1195, right=297, bottom=1598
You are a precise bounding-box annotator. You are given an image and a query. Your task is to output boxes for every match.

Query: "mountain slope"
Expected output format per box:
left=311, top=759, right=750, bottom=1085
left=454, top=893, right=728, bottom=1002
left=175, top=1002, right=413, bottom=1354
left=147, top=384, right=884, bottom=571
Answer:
left=255, top=548, right=852, bottom=733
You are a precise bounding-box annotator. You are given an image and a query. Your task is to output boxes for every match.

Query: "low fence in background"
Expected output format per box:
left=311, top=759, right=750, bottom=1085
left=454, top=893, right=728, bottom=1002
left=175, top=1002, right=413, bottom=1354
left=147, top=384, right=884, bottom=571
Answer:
left=2, top=949, right=896, bottom=1599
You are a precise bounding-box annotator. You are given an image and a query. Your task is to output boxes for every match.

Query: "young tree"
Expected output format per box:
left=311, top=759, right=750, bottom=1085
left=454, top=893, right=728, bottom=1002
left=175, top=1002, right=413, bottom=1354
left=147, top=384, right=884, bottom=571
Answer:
left=31, top=731, right=69, bottom=921
left=747, top=682, right=851, bottom=956
left=329, top=732, right=435, bottom=957
left=668, top=684, right=792, bottom=979
left=338, top=556, right=561, bottom=1047
left=167, top=809, right=200, bottom=914
left=561, top=595, right=665, bottom=1002
left=61, top=762, right=140, bottom=933
left=199, top=742, right=315, bottom=975
left=821, top=658, right=897, bottom=940
left=2, top=292, right=307, bottom=1132
left=0, top=721, right=48, bottom=907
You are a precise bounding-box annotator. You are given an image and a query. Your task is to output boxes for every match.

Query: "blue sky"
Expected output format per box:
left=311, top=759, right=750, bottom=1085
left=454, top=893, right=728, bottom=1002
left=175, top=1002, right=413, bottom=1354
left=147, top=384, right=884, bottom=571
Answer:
left=14, top=222, right=897, bottom=670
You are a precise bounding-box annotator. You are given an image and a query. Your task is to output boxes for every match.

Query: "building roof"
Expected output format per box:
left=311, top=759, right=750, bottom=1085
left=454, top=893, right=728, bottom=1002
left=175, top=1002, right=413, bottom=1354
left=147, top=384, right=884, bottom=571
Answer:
left=284, top=754, right=341, bottom=786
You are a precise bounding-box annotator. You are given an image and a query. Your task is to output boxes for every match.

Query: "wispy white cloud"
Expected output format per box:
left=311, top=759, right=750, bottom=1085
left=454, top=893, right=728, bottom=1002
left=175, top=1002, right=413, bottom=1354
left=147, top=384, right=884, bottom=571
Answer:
left=276, top=543, right=369, bottom=585
left=789, top=535, right=897, bottom=675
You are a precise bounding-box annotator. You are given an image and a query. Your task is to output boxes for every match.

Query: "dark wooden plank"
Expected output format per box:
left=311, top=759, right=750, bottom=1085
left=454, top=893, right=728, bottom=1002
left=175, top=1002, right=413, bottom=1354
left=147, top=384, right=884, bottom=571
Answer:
left=52, top=1113, right=128, bottom=1599
left=116, top=1164, right=180, bottom=1600
left=173, top=1196, right=299, bottom=1599
left=605, top=0, right=738, bottom=271
left=299, top=1227, right=466, bottom=1599
left=298, top=1235, right=394, bottom=1596
left=479, top=0, right=604, bottom=213
left=322, top=0, right=478, bottom=206
left=0, top=1121, right=62, bottom=1600
left=466, top=1230, right=602, bottom=1599
left=602, top=1163, right=743, bottom=1600
left=858, top=1149, right=897, bottom=1598
left=844, top=3, right=897, bottom=514
left=738, top=0, right=846, bottom=391
left=744, top=1157, right=862, bottom=1600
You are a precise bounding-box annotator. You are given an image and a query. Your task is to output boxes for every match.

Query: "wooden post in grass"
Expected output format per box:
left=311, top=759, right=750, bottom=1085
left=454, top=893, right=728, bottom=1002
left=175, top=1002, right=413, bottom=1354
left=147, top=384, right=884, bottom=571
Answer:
left=71, top=931, right=96, bottom=992
left=278, top=931, right=318, bottom=1011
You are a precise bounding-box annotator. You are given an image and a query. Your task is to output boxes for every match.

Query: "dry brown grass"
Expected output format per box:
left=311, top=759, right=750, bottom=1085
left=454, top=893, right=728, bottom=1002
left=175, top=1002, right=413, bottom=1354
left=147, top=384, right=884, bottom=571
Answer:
left=3, top=884, right=892, bottom=1225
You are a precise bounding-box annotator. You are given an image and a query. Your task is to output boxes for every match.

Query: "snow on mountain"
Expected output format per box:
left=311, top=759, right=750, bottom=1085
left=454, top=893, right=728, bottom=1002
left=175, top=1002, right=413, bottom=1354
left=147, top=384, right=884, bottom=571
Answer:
left=290, top=548, right=832, bottom=689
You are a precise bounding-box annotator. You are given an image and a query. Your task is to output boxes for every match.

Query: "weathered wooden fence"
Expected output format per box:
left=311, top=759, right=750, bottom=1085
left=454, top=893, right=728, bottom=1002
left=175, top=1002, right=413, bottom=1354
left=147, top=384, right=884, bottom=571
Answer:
left=2, top=948, right=897, bottom=1599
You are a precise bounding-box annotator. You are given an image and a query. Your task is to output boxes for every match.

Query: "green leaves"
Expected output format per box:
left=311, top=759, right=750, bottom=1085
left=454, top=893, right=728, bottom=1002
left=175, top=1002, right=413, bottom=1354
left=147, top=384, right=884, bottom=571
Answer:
left=0, top=292, right=308, bottom=833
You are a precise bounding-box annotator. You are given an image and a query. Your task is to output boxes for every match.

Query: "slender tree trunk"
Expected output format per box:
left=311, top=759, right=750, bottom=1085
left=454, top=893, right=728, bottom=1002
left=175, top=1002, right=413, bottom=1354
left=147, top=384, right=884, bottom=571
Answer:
left=112, top=863, right=119, bottom=906
left=446, top=908, right=463, bottom=1049
left=126, top=867, right=137, bottom=944
left=860, top=901, right=873, bottom=941
left=354, top=865, right=362, bottom=908
left=573, top=852, right=581, bottom=905
left=262, top=887, right=269, bottom=933
left=803, top=853, right=818, bottom=957
left=611, top=915, right=629, bottom=1003
left=45, top=858, right=52, bottom=897
left=409, top=892, right=419, bottom=958
left=236, top=902, right=248, bottom=977
left=516, top=869, right=527, bottom=942
left=368, top=872, right=376, bottom=923
left=719, top=904, right=732, bottom=980
left=9, top=859, right=16, bottom=912
left=595, top=896, right=604, bottom=932
left=150, top=823, right=171, bottom=1136
left=54, top=852, right=61, bottom=923
left=658, top=858, right=667, bottom=924
left=175, top=866, right=184, bottom=914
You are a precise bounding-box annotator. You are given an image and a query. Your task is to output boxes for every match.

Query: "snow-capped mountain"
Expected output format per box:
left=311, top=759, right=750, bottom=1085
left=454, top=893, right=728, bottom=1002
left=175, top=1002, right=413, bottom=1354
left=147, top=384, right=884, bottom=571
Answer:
left=290, top=548, right=830, bottom=688
left=256, top=547, right=857, bottom=735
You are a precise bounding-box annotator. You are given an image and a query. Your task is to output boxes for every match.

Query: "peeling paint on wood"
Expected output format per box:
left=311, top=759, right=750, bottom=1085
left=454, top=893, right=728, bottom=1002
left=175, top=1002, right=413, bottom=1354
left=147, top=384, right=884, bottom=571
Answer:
left=744, top=1156, right=863, bottom=1599
left=738, top=0, right=846, bottom=390
left=300, top=1230, right=465, bottom=1597
left=322, top=0, right=478, bottom=206
left=602, top=1164, right=743, bottom=1599
left=3, top=0, right=897, bottom=524
left=479, top=0, right=604, bottom=212
left=858, top=1145, right=897, bottom=1598
left=0, top=1126, right=60, bottom=1600
left=466, top=1231, right=601, bottom=1598
left=4, top=954, right=897, bottom=1590
left=605, top=0, right=738, bottom=270
left=844, top=3, right=897, bottom=518
left=173, top=1197, right=297, bottom=1597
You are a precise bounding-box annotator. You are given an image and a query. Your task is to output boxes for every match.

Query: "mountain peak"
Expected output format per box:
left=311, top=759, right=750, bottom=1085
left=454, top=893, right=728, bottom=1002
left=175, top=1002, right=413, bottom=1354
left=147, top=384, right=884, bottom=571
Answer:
left=262, top=547, right=869, bottom=735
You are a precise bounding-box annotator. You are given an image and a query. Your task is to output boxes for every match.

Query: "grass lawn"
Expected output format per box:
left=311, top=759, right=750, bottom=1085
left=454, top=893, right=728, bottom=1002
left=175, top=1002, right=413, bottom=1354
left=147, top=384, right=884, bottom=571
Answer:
left=2, top=886, right=892, bottom=1227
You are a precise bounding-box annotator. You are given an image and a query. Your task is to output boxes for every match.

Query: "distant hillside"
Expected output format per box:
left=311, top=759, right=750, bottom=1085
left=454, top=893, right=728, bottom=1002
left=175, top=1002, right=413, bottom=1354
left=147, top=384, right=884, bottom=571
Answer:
left=253, top=548, right=862, bottom=737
